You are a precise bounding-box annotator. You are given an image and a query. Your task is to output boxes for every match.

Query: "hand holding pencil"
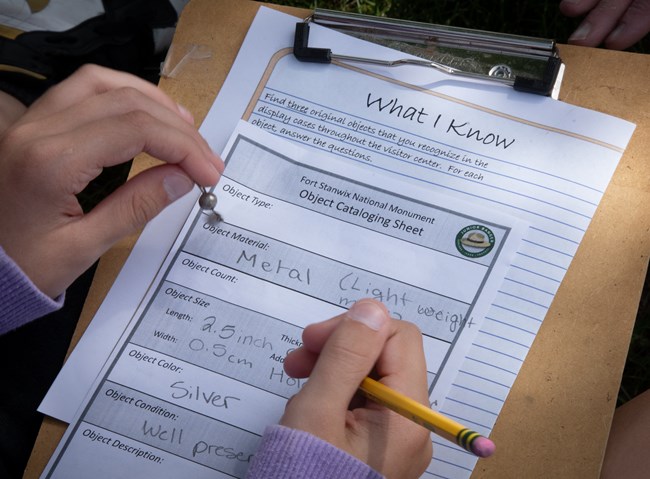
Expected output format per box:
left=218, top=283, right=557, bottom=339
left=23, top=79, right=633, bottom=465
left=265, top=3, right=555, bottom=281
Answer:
left=281, top=299, right=495, bottom=478
left=281, top=299, right=434, bottom=478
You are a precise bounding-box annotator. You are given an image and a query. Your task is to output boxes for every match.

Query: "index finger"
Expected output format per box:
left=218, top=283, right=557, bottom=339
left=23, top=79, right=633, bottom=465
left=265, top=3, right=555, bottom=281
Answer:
left=294, top=300, right=392, bottom=415
left=20, top=64, right=189, bottom=123
left=284, top=315, right=430, bottom=408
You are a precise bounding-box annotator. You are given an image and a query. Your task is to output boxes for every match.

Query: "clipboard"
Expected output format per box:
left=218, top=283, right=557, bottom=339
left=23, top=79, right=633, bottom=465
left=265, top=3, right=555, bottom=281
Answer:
left=294, top=9, right=563, bottom=96
left=22, top=2, right=650, bottom=479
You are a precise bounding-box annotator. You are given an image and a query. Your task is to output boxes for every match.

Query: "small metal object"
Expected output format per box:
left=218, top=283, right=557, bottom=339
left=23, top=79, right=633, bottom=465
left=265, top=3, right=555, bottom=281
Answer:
left=198, top=186, right=223, bottom=222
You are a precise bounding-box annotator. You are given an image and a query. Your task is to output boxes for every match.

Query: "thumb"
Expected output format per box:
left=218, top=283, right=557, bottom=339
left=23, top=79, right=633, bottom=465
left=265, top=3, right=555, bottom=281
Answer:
left=79, top=165, right=195, bottom=253
left=297, top=299, right=391, bottom=414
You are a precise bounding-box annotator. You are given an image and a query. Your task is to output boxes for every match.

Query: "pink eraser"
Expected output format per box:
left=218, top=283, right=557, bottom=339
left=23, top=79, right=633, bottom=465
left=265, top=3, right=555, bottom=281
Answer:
left=471, top=436, right=496, bottom=458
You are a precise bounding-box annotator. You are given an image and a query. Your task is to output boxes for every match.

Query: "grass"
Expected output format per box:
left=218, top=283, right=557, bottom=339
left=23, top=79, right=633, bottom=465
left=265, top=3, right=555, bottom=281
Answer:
left=267, top=0, right=649, bottom=406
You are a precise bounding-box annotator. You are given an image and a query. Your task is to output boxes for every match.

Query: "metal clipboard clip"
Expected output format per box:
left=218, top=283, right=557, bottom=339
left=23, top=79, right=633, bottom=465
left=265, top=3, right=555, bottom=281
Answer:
left=293, top=9, right=563, bottom=96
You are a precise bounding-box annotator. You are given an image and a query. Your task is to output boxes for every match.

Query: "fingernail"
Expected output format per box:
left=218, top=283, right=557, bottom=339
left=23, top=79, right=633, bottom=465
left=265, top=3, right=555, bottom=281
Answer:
left=177, top=103, right=194, bottom=124
left=346, top=300, right=388, bottom=331
left=163, top=172, right=194, bottom=201
left=569, top=21, right=591, bottom=42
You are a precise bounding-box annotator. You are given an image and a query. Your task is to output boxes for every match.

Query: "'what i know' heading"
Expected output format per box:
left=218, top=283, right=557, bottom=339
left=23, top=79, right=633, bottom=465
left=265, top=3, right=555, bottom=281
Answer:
left=365, top=93, right=516, bottom=150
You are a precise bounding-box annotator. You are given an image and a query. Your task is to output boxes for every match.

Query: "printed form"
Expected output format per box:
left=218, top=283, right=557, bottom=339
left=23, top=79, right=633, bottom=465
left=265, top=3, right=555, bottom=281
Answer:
left=42, top=122, right=523, bottom=478
left=41, top=7, right=635, bottom=479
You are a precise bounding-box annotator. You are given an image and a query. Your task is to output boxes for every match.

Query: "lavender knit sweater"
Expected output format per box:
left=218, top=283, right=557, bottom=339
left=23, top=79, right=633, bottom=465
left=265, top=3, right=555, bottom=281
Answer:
left=1, top=247, right=383, bottom=478
left=246, top=425, right=383, bottom=479
left=0, top=246, right=63, bottom=335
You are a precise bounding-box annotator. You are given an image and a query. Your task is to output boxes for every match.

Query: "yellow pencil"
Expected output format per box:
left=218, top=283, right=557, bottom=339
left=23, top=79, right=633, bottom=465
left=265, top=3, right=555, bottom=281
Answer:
left=359, top=377, right=496, bottom=457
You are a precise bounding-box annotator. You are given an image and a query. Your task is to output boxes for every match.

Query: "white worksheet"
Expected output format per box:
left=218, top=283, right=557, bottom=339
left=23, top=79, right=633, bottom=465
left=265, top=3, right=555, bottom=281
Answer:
left=42, top=121, right=523, bottom=478
left=41, top=7, right=635, bottom=478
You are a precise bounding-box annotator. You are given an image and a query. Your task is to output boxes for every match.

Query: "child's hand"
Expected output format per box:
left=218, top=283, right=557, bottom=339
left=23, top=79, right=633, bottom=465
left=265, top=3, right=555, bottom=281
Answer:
left=281, top=299, right=432, bottom=479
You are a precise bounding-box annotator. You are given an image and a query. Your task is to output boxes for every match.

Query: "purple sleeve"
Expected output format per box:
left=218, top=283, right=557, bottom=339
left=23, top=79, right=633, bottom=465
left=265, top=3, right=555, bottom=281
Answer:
left=0, top=246, right=64, bottom=335
left=246, top=425, right=384, bottom=479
